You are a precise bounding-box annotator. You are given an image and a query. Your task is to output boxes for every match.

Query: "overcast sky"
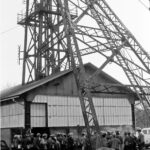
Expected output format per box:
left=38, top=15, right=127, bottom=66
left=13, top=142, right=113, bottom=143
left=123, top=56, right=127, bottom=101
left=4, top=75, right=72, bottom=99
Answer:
left=0, top=0, right=150, bottom=90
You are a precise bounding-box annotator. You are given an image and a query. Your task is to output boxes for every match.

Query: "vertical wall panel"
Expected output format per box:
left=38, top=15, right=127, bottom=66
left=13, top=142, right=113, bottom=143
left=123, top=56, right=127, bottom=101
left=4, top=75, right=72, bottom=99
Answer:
left=30, top=103, right=46, bottom=127
left=33, top=95, right=132, bottom=127
left=1, top=107, right=3, bottom=116
left=3, top=117, right=7, bottom=127
left=0, top=117, right=3, bottom=127
left=3, top=106, right=6, bottom=116
left=1, top=103, right=24, bottom=128
left=5, top=105, right=9, bottom=116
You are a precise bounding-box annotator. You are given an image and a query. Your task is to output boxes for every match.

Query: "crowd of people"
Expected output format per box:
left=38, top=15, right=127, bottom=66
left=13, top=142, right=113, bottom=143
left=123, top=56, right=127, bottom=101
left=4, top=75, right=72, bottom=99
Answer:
left=98, top=128, right=145, bottom=150
left=11, top=128, right=145, bottom=150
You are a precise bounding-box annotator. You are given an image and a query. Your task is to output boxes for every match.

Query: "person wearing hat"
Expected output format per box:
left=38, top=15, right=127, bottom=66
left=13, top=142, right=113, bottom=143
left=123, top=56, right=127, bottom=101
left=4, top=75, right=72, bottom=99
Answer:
left=123, top=132, right=128, bottom=150
left=33, top=133, right=41, bottom=150
left=47, top=135, right=60, bottom=150
left=67, top=132, right=74, bottom=150
left=136, top=128, right=144, bottom=150
left=110, top=133, right=121, bottom=150
left=40, top=133, right=48, bottom=150
left=115, top=131, right=123, bottom=150
left=22, top=134, right=32, bottom=150
left=11, top=135, right=19, bottom=150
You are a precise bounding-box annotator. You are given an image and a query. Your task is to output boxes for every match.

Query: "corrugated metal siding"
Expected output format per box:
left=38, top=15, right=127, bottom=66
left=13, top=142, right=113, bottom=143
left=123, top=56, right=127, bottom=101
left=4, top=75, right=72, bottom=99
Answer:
left=1, top=129, right=11, bottom=147
left=33, top=95, right=132, bottom=127
left=1, top=103, right=24, bottom=128
left=30, top=103, right=46, bottom=127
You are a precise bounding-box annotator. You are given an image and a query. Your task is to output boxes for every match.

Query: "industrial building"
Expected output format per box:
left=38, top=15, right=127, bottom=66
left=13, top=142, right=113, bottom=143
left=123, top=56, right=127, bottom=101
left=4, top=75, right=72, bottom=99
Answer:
left=0, top=63, right=136, bottom=146
left=1, top=1, right=150, bottom=150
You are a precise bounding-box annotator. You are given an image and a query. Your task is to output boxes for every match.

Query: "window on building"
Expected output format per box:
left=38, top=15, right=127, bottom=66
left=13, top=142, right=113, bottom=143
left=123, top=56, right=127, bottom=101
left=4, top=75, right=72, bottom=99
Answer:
left=143, top=130, right=147, bottom=134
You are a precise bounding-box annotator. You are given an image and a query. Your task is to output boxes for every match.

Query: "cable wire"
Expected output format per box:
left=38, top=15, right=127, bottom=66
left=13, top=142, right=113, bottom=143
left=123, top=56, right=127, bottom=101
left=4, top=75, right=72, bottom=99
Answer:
left=0, top=26, right=20, bottom=36
left=138, top=0, right=150, bottom=11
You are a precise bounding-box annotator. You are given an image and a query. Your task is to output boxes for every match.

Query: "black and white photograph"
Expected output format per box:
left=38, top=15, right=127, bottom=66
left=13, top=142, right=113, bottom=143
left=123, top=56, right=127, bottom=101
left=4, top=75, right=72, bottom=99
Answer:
left=0, top=0, right=150, bottom=150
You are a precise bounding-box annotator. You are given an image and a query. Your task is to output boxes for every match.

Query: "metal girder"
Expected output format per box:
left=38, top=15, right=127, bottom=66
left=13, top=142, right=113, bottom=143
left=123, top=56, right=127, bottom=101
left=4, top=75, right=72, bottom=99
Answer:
left=70, top=0, right=150, bottom=113
left=57, top=1, right=102, bottom=148
left=85, top=0, right=150, bottom=121
left=19, top=0, right=150, bottom=148
left=19, top=0, right=73, bottom=84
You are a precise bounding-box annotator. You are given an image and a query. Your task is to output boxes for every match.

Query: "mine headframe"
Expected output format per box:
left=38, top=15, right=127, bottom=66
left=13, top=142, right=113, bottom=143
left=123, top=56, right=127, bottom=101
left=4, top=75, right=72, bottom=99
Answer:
left=18, top=0, right=150, bottom=149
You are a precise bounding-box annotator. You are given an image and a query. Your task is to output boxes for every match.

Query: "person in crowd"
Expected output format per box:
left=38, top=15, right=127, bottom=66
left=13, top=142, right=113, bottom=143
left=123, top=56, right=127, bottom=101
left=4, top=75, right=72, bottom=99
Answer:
left=40, top=133, right=48, bottom=150
left=123, top=132, right=128, bottom=150
left=81, top=132, right=90, bottom=150
left=67, top=133, right=74, bottom=150
left=47, top=135, right=53, bottom=150
left=49, top=135, right=61, bottom=150
left=91, top=132, right=97, bottom=150
left=124, top=132, right=135, bottom=150
left=33, top=133, right=41, bottom=150
left=101, top=132, right=108, bottom=148
left=110, top=133, right=121, bottom=150
left=21, top=134, right=26, bottom=150
left=136, top=128, right=145, bottom=150
left=61, top=134, right=67, bottom=150
left=55, top=136, right=61, bottom=150
left=106, top=131, right=113, bottom=148
left=22, top=134, right=33, bottom=150
left=29, top=133, right=34, bottom=150
left=17, top=135, right=22, bottom=150
left=116, top=131, right=123, bottom=150
left=48, top=136, right=56, bottom=150
left=11, top=135, right=21, bottom=150
left=131, top=132, right=137, bottom=150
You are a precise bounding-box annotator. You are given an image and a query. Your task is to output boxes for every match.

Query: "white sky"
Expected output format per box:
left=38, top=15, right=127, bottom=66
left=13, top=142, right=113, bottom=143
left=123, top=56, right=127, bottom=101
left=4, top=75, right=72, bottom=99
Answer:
left=0, top=0, right=150, bottom=90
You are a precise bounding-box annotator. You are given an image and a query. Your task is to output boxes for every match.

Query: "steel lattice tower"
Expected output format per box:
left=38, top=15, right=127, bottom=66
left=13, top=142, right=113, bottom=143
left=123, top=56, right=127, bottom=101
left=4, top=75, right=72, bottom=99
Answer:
left=18, top=0, right=150, bottom=148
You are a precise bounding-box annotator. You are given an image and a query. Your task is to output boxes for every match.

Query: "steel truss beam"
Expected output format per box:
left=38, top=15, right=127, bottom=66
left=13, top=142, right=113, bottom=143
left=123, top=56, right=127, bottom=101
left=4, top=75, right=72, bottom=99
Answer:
left=18, top=0, right=73, bottom=83
left=19, top=0, right=150, bottom=148
left=84, top=0, right=150, bottom=123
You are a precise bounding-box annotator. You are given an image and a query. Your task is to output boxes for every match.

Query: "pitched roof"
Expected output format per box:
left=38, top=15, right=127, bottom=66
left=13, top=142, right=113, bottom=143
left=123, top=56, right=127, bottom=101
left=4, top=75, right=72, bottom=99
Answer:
left=0, top=69, right=71, bottom=101
left=0, top=63, right=134, bottom=101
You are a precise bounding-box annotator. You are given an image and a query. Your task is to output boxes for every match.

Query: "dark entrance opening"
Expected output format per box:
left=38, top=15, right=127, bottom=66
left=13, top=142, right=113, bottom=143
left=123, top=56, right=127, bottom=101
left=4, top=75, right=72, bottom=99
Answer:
left=32, top=127, right=50, bottom=136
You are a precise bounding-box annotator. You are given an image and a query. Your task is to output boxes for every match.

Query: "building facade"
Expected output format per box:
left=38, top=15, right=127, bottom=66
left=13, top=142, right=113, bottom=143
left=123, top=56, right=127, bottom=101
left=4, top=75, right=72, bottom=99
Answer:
left=0, top=63, right=136, bottom=146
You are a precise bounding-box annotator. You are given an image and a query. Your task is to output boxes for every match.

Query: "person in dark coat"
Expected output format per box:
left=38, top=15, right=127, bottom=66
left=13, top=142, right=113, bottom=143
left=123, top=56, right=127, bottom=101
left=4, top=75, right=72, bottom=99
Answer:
left=110, top=134, right=121, bottom=150
left=40, top=133, right=48, bottom=150
left=116, top=131, right=123, bottom=150
left=33, top=133, right=41, bottom=150
left=11, top=135, right=21, bottom=150
left=67, top=133, right=74, bottom=150
left=106, top=132, right=113, bottom=148
left=136, top=128, right=144, bottom=150
left=123, top=132, right=128, bottom=150
left=48, top=136, right=60, bottom=150
left=131, top=132, right=137, bottom=150
left=124, top=132, right=134, bottom=150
